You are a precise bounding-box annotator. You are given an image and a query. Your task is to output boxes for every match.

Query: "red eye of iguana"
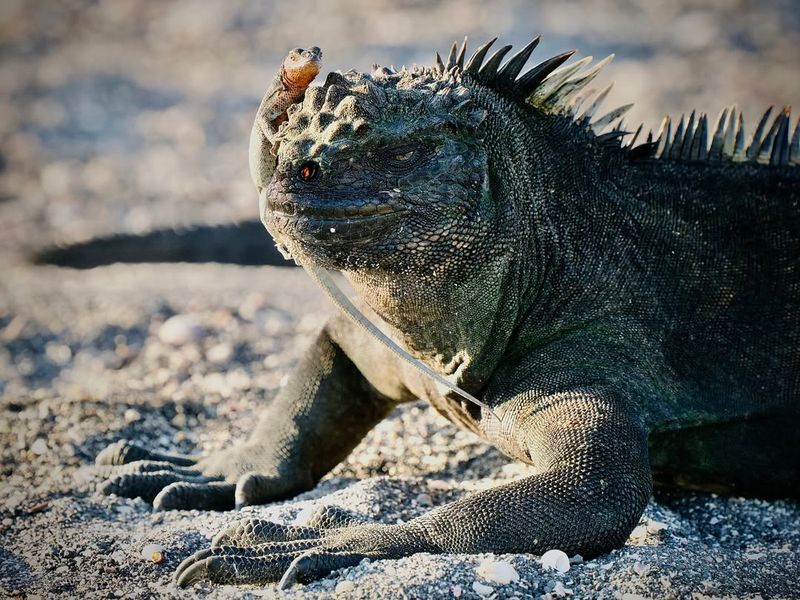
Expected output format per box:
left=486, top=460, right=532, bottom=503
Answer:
left=299, top=161, right=319, bottom=181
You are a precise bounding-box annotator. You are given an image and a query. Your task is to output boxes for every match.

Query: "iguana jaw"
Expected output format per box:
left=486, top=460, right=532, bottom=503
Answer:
left=261, top=190, right=409, bottom=261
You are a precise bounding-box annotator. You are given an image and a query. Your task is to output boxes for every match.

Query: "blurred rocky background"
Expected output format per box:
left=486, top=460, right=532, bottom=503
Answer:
left=0, top=0, right=798, bottom=257
left=1, top=2, right=799, bottom=598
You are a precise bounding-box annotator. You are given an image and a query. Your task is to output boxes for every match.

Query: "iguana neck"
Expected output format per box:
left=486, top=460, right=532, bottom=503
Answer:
left=343, top=257, right=520, bottom=389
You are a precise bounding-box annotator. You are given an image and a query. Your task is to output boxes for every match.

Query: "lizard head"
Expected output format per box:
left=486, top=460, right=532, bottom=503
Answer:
left=258, top=67, right=493, bottom=274
left=253, top=37, right=624, bottom=278
left=282, top=47, right=323, bottom=89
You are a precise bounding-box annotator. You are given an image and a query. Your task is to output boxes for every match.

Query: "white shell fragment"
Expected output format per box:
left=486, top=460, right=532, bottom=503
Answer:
left=629, top=517, right=669, bottom=545
left=472, top=581, right=494, bottom=597
left=646, top=519, right=668, bottom=533
left=476, top=557, right=520, bottom=584
left=628, top=524, right=648, bottom=545
left=140, top=543, right=164, bottom=563
left=540, top=549, right=571, bottom=573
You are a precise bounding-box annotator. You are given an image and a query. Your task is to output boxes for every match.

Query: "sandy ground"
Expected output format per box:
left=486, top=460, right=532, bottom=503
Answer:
left=1, top=1, right=800, bottom=598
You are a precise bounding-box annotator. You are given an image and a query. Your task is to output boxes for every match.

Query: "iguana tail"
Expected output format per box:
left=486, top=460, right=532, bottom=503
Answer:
left=31, top=220, right=292, bottom=268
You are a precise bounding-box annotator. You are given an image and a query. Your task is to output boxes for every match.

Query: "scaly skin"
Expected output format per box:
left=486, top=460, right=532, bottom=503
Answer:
left=96, top=37, right=800, bottom=588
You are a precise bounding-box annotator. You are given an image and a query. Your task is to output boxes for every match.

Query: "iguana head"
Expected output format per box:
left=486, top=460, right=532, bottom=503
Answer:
left=251, top=37, right=622, bottom=277
left=257, top=68, right=493, bottom=274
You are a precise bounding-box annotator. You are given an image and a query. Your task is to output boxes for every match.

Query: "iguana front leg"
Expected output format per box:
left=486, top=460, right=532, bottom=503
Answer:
left=175, top=380, right=652, bottom=587
left=96, top=315, right=405, bottom=509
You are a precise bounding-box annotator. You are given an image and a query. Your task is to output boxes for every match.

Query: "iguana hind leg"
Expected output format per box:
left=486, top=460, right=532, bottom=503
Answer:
left=96, top=317, right=401, bottom=510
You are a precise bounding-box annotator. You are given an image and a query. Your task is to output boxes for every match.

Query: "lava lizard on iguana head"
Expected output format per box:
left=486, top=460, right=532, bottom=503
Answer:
left=249, top=46, right=322, bottom=188
left=96, top=37, right=800, bottom=588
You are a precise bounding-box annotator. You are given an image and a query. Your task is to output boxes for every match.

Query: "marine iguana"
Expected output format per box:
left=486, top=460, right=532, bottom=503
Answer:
left=92, top=36, right=800, bottom=588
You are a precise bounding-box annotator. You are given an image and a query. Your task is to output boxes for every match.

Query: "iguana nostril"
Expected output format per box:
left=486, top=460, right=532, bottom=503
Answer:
left=298, top=161, right=319, bottom=182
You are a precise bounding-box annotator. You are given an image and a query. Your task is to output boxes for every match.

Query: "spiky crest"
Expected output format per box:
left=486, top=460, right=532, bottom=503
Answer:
left=427, top=36, right=799, bottom=167
left=277, top=36, right=798, bottom=168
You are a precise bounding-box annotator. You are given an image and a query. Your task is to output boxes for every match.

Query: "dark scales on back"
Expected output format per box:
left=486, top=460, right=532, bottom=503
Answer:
left=95, top=36, right=800, bottom=588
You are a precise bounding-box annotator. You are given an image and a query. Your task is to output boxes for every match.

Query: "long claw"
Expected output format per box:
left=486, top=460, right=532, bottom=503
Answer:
left=174, top=548, right=216, bottom=582
left=278, top=550, right=365, bottom=590
left=96, top=460, right=203, bottom=478
left=176, top=549, right=304, bottom=587
left=176, top=557, right=211, bottom=588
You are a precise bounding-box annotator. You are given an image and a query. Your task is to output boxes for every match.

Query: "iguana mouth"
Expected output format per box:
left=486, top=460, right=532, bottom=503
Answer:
left=267, top=197, right=405, bottom=220
left=265, top=196, right=408, bottom=245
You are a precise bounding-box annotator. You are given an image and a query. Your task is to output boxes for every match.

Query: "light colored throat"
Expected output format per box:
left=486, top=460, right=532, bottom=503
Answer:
left=302, top=264, right=500, bottom=421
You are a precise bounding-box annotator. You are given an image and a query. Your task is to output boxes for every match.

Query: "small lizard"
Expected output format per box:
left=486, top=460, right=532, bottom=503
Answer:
left=259, top=46, right=322, bottom=133
left=249, top=46, right=321, bottom=191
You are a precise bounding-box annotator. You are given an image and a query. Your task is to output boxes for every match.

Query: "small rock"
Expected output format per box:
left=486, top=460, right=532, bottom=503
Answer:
left=158, top=315, right=203, bottom=346
left=30, top=439, right=48, bottom=455
left=415, top=493, right=433, bottom=507
left=472, top=581, right=494, bottom=597
left=28, top=501, right=49, bottom=514
left=207, top=342, right=233, bottom=364
left=476, top=557, right=520, bottom=584
left=540, top=549, right=570, bottom=573
left=238, top=292, right=267, bottom=320
left=335, top=580, right=355, bottom=594
left=123, top=408, right=141, bottom=423
left=552, top=581, right=573, bottom=597
left=140, top=543, right=164, bottom=563
left=292, top=505, right=315, bottom=526
left=451, top=584, right=463, bottom=598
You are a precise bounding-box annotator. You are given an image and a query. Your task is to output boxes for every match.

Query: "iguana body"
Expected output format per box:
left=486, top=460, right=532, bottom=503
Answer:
left=96, top=37, right=800, bottom=588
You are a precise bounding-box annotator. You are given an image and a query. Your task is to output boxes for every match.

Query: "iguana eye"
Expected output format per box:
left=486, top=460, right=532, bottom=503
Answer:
left=393, top=150, right=415, bottom=161
left=379, top=144, right=428, bottom=172
left=298, top=161, right=319, bottom=181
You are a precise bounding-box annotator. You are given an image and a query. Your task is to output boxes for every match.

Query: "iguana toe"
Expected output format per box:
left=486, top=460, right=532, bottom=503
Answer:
left=95, top=439, right=197, bottom=466
left=153, top=481, right=236, bottom=511
left=211, top=518, right=321, bottom=547
left=176, top=547, right=304, bottom=587
left=176, top=520, right=431, bottom=587
left=278, top=550, right=366, bottom=589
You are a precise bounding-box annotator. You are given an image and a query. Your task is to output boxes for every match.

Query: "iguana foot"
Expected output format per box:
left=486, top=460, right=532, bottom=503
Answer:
left=95, top=439, right=312, bottom=510
left=96, top=440, right=233, bottom=509
left=174, top=505, right=429, bottom=588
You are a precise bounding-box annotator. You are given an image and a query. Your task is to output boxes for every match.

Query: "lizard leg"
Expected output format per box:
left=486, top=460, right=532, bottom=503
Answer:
left=175, top=385, right=652, bottom=587
left=96, top=315, right=408, bottom=510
